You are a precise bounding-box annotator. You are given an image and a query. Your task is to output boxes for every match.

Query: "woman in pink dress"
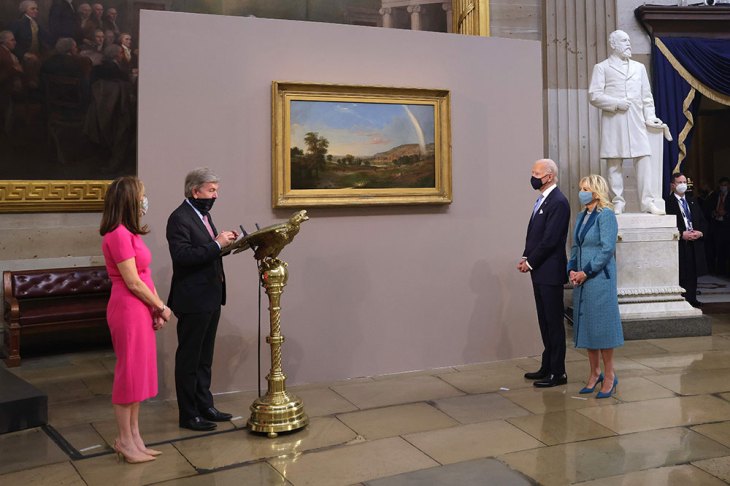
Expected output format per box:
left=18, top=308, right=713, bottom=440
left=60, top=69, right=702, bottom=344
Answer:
left=100, top=176, right=172, bottom=464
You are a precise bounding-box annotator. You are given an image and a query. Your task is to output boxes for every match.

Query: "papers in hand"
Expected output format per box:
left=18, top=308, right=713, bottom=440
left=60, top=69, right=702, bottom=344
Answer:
left=220, top=231, right=251, bottom=256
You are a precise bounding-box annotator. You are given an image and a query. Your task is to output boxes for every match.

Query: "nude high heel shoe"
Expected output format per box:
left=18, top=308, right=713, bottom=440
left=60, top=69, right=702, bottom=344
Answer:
left=113, top=439, right=156, bottom=464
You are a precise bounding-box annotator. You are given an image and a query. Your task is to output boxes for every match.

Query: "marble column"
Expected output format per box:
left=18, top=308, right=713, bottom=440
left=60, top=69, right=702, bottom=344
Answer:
left=379, top=7, right=393, bottom=28
left=544, top=0, right=616, bottom=209
left=442, top=2, right=453, bottom=33
left=407, top=4, right=422, bottom=31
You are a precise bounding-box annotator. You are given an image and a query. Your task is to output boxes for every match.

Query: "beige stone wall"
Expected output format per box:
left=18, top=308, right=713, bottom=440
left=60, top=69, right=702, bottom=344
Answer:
left=490, top=0, right=542, bottom=41
left=544, top=0, right=617, bottom=212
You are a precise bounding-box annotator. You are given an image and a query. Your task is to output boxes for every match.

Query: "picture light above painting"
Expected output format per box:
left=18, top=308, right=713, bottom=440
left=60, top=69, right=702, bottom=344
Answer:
left=272, top=82, right=452, bottom=208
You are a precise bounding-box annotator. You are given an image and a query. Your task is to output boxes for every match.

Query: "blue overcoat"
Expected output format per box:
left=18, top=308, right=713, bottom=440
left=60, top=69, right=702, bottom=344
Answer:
left=567, top=207, right=623, bottom=349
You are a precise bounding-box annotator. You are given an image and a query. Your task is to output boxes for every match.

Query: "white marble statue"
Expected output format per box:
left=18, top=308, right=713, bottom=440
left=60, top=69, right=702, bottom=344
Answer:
left=589, top=30, right=666, bottom=215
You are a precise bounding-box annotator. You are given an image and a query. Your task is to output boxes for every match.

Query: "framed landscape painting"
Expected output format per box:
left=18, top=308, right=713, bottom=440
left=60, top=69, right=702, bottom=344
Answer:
left=272, top=82, right=451, bottom=207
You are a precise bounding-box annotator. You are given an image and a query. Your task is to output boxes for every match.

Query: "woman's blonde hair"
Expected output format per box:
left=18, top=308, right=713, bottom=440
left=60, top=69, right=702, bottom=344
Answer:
left=579, top=174, right=613, bottom=210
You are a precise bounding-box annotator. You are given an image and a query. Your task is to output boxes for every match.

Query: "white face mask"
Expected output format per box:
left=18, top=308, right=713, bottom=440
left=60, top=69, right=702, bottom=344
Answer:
left=675, top=183, right=688, bottom=195
left=140, top=196, right=148, bottom=215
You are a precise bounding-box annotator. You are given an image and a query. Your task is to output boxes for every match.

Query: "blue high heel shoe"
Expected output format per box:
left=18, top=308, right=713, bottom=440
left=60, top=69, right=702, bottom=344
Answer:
left=579, top=374, right=604, bottom=394
left=596, top=376, right=618, bottom=399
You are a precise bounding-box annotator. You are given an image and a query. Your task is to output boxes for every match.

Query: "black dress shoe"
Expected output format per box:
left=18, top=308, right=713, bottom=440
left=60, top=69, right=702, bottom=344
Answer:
left=533, top=374, right=568, bottom=388
left=180, top=416, right=217, bottom=431
left=524, top=370, right=550, bottom=380
left=200, top=407, right=233, bottom=422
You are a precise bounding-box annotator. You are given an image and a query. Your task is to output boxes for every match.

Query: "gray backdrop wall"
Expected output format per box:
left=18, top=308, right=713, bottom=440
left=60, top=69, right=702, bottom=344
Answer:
left=139, top=10, right=546, bottom=398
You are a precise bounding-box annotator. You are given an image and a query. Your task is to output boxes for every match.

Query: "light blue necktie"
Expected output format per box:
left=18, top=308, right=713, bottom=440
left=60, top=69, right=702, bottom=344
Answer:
left=681, top=197, right=693, bottom=230
left=532, top=194, right=544, bottom=219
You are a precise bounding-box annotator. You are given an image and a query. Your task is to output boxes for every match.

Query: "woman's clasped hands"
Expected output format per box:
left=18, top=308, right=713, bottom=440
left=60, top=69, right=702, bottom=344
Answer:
left=153, top=305, right=172, bottom=331
left=569, top=270, right=587, bottom=286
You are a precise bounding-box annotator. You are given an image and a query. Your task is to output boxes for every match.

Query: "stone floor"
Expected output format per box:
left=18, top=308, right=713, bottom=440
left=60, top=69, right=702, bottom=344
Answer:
left=2, top=314, right=730, bottom=485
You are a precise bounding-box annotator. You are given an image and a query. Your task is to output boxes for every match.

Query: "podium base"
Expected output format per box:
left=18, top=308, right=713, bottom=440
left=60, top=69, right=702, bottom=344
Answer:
left=247, top=391, right=308, bottom=438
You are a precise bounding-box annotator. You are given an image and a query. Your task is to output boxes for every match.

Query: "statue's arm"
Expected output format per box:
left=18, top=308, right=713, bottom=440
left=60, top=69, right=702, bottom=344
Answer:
left=588, top=64, right=623, bottom=112
left=640, top=64, right=662, bottom=126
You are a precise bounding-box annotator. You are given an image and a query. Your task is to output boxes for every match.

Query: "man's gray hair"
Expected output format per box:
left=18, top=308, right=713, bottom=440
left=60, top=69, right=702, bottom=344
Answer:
left=608, top=30, right=628, bottom=48
left=19, top=0, right=37, bottom=14
left=537, top=158, right=559, bottom=182
left=55, top=37, right=76, bottom=55
left=0, top=30, right=12, bottom=44
left=103, top=43, right=121, bottom=60
left=184, top=168, right=220, bottom=197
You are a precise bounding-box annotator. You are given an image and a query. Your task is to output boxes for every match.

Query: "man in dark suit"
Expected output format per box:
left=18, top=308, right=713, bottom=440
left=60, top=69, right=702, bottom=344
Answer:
left=705, top=177, right=730, bottom=276
left=518, top=158, right=571, bottom=387
left=10, top=1, right=51, bottom=61
left=0, top=31, right=24, bottom=135
left=167, top=168, right=239, bottom=431
left=40, top=37, right=90, bottom=79
left=10, top=0, right=50, bottom=91
left=49, top=0, right=79, bottom=42
left=665, top=172, right=707, bottom=308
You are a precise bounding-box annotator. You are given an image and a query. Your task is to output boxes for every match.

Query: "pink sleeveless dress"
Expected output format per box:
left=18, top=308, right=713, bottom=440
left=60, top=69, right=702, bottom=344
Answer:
left=102, top=225, right=158, bottom=404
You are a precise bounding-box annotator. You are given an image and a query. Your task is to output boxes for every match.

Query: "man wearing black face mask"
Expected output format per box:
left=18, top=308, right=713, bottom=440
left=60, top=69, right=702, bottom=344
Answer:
left=518, top=159, right=570, bottom=388
left=167, top=167, right=239, bottom=431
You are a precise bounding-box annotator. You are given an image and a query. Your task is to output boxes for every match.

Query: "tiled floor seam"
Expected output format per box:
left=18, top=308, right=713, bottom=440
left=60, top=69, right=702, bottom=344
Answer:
left=689, top=460, right=730, bottom=485
left=492, top=457, right=542, bottom=486
left=43, top=424, right=83, bottom=460
left=324, top=385, right=362, bottom=411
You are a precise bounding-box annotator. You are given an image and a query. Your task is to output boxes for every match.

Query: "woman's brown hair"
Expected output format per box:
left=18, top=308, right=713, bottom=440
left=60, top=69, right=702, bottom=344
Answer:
left=99, top=176, right=149, bottom=236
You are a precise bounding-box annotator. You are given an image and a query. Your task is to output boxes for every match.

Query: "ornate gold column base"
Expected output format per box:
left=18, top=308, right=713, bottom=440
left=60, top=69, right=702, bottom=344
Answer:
left=248, top=391, right=308, bottom=438
left=247, top=257, right=308, bottom=438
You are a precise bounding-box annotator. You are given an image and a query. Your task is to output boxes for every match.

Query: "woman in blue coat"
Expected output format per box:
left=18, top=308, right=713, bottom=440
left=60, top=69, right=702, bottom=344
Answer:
left=568, top=174, right=623, bottom=398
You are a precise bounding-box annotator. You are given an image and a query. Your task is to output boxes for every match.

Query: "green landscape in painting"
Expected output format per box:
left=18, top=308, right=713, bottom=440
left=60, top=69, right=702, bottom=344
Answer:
left=290, top=101, right=436, bottom=190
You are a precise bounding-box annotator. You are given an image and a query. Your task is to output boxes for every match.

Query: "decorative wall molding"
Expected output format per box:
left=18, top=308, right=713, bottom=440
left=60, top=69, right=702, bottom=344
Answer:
left=0, top=181, right=109, bottom=213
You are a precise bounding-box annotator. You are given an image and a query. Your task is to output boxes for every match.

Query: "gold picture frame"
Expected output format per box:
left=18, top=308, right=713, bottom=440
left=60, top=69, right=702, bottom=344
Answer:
left=272, top=82, right=451, bottom=208
left=0, top=181, right=109, bottom=213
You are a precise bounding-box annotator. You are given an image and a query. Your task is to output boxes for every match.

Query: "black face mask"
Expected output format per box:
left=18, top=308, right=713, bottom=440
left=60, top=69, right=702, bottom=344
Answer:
left=188, top=197, right=215, bottom=215
left=530, top=176, right=545, bottom=190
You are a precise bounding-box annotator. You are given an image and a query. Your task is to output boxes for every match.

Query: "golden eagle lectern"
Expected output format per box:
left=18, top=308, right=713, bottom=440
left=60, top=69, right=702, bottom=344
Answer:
left=225, top=210, right=309, bottom=437
left=231, top=210, right=309, bottom=259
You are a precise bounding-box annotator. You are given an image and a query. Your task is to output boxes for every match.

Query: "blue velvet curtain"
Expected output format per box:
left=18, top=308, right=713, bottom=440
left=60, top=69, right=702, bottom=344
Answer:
left=651, top=37, right=730, bottom=193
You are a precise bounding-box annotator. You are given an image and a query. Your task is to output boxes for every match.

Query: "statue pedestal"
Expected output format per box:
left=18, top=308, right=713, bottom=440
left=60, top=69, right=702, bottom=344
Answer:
left=615, top=213, right=710, bottom=339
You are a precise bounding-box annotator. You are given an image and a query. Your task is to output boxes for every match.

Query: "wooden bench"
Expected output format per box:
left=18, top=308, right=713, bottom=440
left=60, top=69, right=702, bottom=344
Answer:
left=3, top=266, right=111, bottom=367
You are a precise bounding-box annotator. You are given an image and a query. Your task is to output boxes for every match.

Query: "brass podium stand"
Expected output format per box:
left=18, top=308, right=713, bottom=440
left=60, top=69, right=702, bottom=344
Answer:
left=226, top=210, right=309, bottom=437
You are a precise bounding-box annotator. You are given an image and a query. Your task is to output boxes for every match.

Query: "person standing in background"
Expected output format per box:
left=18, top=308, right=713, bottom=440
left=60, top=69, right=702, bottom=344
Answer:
left=518, top=158, right=571, bottom=388
left=100, top=176, right=171, bottom=463
left=166, top=168, right=239, bottom=431
left=706, top=177, right=730, bottom=276
left=665, top=172, right=707, bottom=308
